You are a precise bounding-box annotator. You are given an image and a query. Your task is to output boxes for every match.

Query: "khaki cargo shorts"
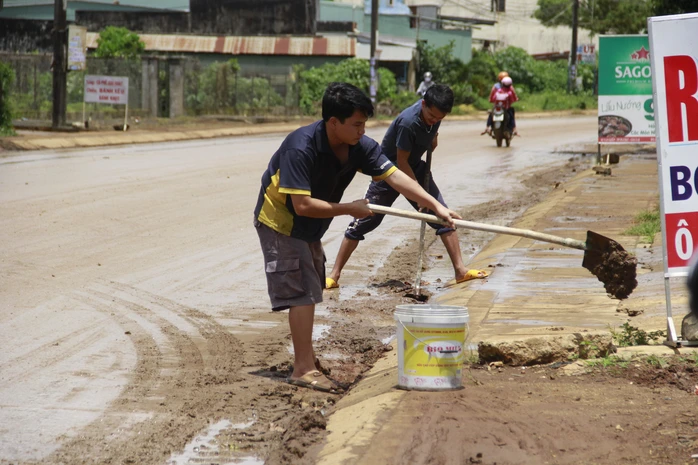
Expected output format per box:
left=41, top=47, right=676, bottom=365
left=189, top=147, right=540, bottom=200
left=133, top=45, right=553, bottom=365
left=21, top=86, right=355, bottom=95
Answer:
left=254, top=220, right=325, bottom=311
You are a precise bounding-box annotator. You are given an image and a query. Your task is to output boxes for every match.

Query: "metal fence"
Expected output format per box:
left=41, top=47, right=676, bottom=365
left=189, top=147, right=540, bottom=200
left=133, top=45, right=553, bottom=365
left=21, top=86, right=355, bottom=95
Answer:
left=1, top=53, right=302, bottom=123
left=182, top=59, right=301, bottom=117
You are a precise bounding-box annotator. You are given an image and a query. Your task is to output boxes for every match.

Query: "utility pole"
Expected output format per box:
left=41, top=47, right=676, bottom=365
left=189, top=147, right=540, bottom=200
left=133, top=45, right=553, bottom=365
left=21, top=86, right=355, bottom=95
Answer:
left=568, top=0, right=579, bottom=93
left=52, top=0, right=67, bottom=128
left=369, top=0, right=379, bottom=104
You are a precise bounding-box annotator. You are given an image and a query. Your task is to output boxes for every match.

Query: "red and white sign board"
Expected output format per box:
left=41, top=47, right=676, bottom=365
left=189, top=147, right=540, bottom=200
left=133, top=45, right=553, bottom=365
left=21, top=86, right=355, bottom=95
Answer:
left=84, top=75, right=129, bottom=104
left=649, top=13, right=698, bottom=275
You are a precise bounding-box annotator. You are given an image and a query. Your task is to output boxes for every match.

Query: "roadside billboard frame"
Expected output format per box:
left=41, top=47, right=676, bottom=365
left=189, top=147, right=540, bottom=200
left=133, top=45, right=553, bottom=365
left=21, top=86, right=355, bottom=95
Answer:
left=648, top=12, right=698, bottom=348
left=597, top=35, right=655, bottom=151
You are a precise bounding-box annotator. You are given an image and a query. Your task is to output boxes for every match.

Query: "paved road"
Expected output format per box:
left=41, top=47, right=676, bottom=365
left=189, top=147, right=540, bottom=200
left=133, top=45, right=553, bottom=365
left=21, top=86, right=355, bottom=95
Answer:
left=0, top=116, right=597, bottom=462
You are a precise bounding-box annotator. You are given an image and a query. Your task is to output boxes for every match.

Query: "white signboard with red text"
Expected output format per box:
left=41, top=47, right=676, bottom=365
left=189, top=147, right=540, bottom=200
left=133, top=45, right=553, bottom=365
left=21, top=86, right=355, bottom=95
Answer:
left=84, top=75, right=129, bottom=105
left=649, top=13, right=698, bottom=276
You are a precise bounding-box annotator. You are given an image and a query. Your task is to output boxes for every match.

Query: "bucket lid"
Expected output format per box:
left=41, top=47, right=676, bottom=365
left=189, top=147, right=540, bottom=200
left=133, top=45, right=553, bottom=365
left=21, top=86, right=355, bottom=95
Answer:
left=394, top=304, right=469, bottom=319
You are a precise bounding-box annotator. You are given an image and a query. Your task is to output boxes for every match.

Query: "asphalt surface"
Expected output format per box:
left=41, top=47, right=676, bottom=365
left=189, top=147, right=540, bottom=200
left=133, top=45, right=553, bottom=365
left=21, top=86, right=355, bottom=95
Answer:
left=2, top=115, right=680, bottom=464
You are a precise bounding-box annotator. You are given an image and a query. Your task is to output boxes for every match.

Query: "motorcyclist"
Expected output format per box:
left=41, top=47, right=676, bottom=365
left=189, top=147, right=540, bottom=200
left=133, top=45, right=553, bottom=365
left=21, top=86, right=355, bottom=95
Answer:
left=484, top=71, right=519, bottom=135
left=416, top=71, right=434, bottom=97
left=489, top=71, right=514, bottom=96
left=484, top=75, right=519, bottom=136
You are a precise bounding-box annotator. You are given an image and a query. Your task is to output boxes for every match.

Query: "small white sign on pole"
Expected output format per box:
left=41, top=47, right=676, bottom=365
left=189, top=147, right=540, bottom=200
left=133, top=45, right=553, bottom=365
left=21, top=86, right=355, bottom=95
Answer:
left=67, top=25, right=87, bottom=71
left=84, top=75, right=129, bottom=130
left=648, top=12, right=698, bottom=347
left=84, top=75, right=129, bottom=105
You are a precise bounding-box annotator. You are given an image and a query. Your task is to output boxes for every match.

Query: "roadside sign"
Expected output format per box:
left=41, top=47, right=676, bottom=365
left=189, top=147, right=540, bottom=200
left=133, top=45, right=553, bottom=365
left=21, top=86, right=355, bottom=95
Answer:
left=84, top=75, right=129, bottom=104
left=67, top=25, right=87, bottom=71
left=649, top=13, right=698, bottom=274
left=577, top=44, right=595, bottom=64
left=649, top=12, right=698, bottom=348
left=598, top=35, right=655, bottom=144
left=83, top=75, right=130, bottom=132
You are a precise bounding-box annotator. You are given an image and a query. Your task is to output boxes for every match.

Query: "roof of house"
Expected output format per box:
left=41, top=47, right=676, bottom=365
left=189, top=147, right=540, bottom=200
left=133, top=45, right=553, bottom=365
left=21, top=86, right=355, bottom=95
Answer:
left=86, top=32, right=356, bottom=56
left=3, top=0, right=189, bottom=10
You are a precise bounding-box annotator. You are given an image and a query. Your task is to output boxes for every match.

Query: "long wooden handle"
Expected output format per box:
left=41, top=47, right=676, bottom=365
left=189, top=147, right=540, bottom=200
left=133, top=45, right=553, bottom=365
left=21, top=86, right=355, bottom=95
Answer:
left=368, top=204, right=587, bottom=251
left=414, top=149, right=433, bottom=295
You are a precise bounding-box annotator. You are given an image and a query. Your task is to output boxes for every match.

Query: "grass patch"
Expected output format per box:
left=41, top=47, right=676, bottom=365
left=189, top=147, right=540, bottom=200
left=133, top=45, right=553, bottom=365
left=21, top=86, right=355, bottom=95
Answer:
left=584, top=355, right=629, bottom=369
left=516, top=91, right=597, bottom=113
left=679, top=351, right=698, bottom=365
left=645, top=354, right=670, bottom=368
left=451, top=103, right=480, bottom=116
left=624, top=207, right=661, bottom=243
left=609, top=322, right=665, bottom=347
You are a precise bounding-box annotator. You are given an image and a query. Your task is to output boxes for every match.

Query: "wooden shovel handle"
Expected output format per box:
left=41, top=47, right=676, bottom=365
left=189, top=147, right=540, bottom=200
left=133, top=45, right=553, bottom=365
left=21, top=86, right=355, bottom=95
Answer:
left=368, top=204, right=587, bottom=251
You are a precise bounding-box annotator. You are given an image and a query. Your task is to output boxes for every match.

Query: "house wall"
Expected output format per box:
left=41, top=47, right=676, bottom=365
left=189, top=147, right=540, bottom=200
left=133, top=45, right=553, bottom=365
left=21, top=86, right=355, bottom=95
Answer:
left=429, top=0, right=596, bottom=54
left=333, top=0, right=598, bottom=55
left=319, top=1, right=472, bottom=63
left=0, top=19, right=54, bottom=52
left=188, top=0, right=316, bottom=35
left=0, top=1, right=186, bottom=21
left=1, top=0, right=317, bottom=35
left=75, top=11, right=191, bottom=34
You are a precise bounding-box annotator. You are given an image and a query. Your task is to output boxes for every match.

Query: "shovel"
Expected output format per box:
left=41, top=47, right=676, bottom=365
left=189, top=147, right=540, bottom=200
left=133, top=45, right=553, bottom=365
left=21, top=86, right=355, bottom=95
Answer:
left=368, top=204, right=638, bottom=300
left=411, top=148, right=433, bottom=300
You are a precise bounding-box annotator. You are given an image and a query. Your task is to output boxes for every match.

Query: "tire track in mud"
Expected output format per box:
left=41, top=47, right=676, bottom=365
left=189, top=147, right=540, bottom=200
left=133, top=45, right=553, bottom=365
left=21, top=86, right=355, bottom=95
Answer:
left=38, top=282, right=245, bottom=465
left=0, top=320, right=107, bottom=387
left=24, top=157, right=589, bottom=465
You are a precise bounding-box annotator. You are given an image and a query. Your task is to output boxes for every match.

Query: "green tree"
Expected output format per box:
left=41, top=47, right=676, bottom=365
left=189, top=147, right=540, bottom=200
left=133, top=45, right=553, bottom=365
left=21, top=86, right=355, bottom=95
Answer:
left=298, top=58, right=397, bottom=114
left=94, top=26, right=145, bottom=59
left=0, top=62, right=16, bottom=136
left=416, top=40, right=467, bottom=85
left=651, top=0, right=698, bottom=15
left=534, top=0, right=651, bottom=35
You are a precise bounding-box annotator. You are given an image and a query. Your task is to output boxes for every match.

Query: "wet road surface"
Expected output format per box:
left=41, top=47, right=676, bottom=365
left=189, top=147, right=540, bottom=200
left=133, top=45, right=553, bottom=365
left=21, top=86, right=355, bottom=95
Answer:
left=0, top=116, right=597, bottom=462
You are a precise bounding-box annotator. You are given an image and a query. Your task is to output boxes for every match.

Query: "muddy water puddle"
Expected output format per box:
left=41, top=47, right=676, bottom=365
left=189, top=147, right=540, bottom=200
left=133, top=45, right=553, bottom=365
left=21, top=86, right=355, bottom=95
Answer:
left=168, top=418, right=263, bottom=465
left=485, top=318, right=605, bottom=327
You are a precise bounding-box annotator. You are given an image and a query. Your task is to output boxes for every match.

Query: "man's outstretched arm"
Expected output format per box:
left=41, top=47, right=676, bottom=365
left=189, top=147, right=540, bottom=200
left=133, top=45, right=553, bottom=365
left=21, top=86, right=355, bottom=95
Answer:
left=290, top=195, right=372, bottom=219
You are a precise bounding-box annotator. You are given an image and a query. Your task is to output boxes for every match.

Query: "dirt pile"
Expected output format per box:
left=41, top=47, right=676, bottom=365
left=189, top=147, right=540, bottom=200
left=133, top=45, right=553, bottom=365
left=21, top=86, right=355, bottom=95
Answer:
left=590, top=244, right=638, bottom=299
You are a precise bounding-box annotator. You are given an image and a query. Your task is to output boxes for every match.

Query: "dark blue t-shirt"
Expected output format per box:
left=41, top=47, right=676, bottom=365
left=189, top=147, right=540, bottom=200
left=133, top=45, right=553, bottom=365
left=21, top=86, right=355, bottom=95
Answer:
left=381, top=100, right=441, bottom=168
left=254, top=121, right=397, bottom=242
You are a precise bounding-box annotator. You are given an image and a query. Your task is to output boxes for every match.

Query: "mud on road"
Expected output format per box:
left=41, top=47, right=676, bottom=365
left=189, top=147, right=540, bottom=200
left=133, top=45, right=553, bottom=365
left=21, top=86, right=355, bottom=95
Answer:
left=4, top=154, right=590, bottom=465
left=4, top=139, right=695, bottom=465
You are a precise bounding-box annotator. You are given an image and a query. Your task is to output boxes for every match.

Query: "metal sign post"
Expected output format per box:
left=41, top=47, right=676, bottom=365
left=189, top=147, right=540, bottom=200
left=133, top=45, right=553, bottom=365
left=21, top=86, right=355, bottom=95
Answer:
left=648, top=12, right=698, bottom=348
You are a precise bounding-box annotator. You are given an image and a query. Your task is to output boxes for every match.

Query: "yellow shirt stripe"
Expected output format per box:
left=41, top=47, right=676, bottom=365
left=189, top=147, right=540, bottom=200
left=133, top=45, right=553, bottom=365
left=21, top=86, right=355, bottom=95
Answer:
left=257, top=169, right=295, bottom=236
left=373, top=165, right=397, bottom=181
left=279, top=187, right=312, bottom=195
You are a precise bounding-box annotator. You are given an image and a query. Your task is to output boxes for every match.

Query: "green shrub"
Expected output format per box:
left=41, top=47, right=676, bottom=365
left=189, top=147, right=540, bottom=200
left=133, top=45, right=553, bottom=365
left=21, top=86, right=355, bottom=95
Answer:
left=298, top=58, right=397, bottom=115
left=514, top=90, right=597, bottom=112
left=610, top=322, right=665, bottom=347
left=0, top=61, right=16, bottom=135
left=624, top=207, right=661, bottom=243
left=185, top=59, right=284, bottom=115
left=94, top=26, right=145, bottom=59
left=451, top=82, right=490, bottom=110
left=416, top=40, right=467, bottom=85
left=388, top=90, right=420, bottom=114
left=463, top=49, right=498, bottom=96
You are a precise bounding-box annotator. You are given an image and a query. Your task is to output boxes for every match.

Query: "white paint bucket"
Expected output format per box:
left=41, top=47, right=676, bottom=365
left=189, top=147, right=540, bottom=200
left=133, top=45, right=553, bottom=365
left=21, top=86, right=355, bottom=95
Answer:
left=394, top=304, right=470, bottom=390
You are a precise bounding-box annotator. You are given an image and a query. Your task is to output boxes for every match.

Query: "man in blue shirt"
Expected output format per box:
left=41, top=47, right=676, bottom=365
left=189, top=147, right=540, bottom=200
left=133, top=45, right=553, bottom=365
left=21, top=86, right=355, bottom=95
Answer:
left=254, top=82, right=460, bottom=393
left=326, top=84, right=485, bottom=289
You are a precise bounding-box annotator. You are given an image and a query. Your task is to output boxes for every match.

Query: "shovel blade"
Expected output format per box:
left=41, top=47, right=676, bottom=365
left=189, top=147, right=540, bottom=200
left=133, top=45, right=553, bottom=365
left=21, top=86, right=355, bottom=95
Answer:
left=582, top=230, right=637, bottom=300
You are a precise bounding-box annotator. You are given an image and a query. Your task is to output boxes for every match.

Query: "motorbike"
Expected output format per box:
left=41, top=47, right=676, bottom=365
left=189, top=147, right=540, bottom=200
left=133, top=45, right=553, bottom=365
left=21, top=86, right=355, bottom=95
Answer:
left=489, top=101, right=512, bottom=147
